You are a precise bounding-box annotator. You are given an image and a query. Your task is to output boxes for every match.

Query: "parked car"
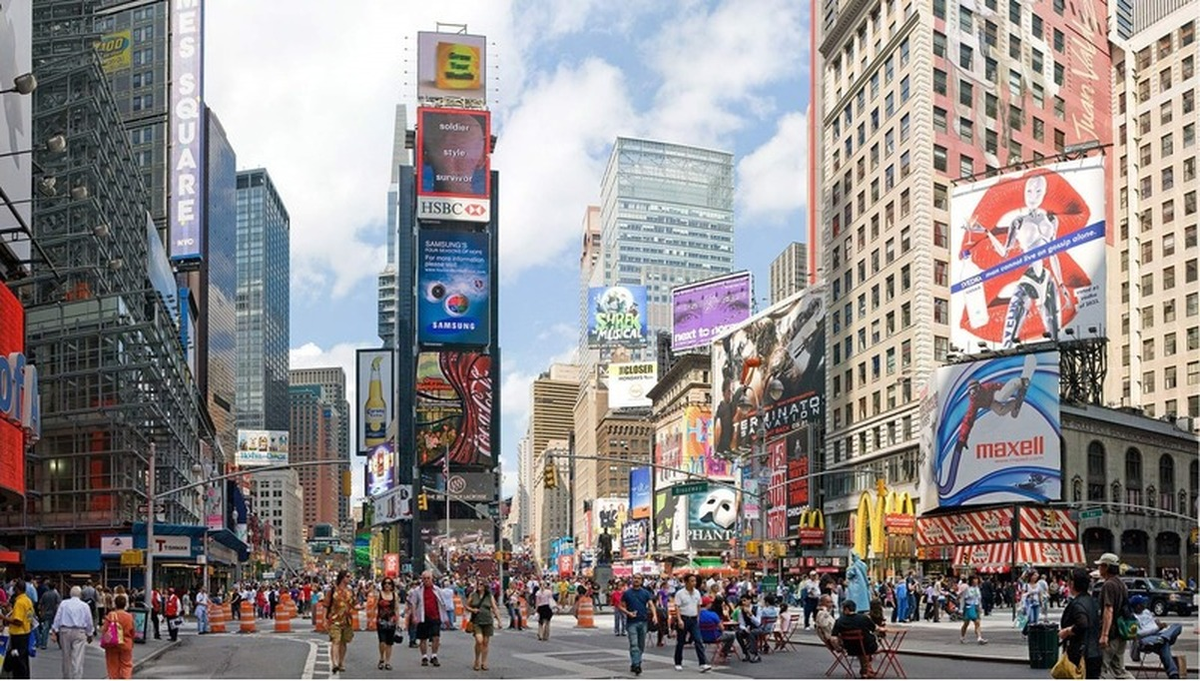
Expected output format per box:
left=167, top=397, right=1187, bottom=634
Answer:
left=1094, top=576, right=1195, bottom=616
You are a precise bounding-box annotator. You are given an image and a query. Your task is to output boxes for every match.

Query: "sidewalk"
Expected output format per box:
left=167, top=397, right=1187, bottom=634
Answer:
left=29, top=631, right=180, bottom=679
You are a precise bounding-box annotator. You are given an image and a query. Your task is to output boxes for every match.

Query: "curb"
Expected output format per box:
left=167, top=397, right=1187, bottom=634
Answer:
left=132, top=638, right=182, bottom=672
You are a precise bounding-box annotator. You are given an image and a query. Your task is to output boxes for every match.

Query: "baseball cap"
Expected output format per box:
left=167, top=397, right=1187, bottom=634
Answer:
left=1130, top=595, right=1148, bottom=607
left=1094, top=552, right=1120, bottom=567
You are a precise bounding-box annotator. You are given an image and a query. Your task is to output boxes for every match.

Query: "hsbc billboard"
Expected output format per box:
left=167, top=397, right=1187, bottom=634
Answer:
left=416, top=197, right=489, bottom=221
left=416, top=107, right=491, bottom=223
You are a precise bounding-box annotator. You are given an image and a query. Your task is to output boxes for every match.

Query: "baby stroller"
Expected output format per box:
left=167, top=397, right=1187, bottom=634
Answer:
left=942, top=598, right=963, bottom=622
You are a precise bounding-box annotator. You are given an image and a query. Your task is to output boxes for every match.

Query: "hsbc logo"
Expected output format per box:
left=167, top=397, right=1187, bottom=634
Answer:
left=417, top=197, right=490, bottom=223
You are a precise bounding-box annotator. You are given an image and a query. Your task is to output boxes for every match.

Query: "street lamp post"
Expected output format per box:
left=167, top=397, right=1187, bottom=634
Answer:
left=145, top=442, right=156, bottom=599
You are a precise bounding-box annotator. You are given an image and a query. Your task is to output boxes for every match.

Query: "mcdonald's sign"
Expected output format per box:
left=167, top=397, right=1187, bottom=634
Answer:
left=798, top=509, right=825, bottom=546
left=853, top=483, right=917, bottom=557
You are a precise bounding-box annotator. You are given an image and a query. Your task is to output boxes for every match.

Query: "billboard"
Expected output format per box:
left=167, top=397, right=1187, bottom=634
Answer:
left=0, top=284, right=35, bottom=498
left=593, top=497, right=628, bottom=550
left=931, top=351, right=1061, bottom=508
left=686, top=485, right=739, bottom=551
left=587, top=285, right=649, bottom=348
left=629, top=467, right=652, bottom=520
left=421, top=469, right=496, bottom=502
left=607, top=361, right=656, bottom=409
left=366, top=441, right=395, bottom=496
left=671, top=271, right=754, bottom=352
left=417, top=229, right=490, bottom=346
left=235, top=429, right=289, bottom=467
left=95, top=30, right=131, bottom=73
left=416, top=32, right=487, bottom=103
left=712, top=285, right=826, bottom=453
left=415, top=352, right=493, bottom=468
left=169, top=0, right=205, bottom=261
left=652, top=489, right=688, bottom=553
left=373, top=486, right=412, bottom=524
left=951, top=157, right=1106, bottom=352
left=785, top=428, right=810, bottom=536
left=356, top=349, right=394, bottom=455
left=0, top=0, right=32, bottom=271
left=621, top=519, right=649, bottom=559
left=765, top=437, right=788, bottom=540
left=654, top=406, right=732, bottom=488
left=416, top=107, right=491, bottom=222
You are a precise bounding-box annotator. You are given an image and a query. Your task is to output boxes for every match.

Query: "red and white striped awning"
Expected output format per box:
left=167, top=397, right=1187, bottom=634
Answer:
left=954, top=543, right=1012, bottom=573
left=1016, top=541, right=1086, bottom=567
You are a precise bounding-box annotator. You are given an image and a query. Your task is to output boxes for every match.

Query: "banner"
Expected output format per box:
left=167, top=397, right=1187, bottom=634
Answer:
left=234, top=430, right=288, bottom=467
left=366, top=441, right=395, bottom=496
left=671, top=271, right=753, bottom=352
left=621, top=519, right=649, bottom=559
left=950, top=157, right=1106, bottom=352
left=417, top=229, right=490, bottom=346
left=416, top=107, right=491, bottom=222
left=356, top=349, right=394, bottom=455
left=629, top=467, right=652, bottom=520
left=415, top=352, right=493, bottom=468
left=416, top=32, right=487, bottom=103
left=656, top=407, right=732, bottom=488
left=373, top=486, right=412, bottom=524
left=587, top=285, right=649, bottom=348
left=653, top=489, right=688, bottom=553
left=686, top=486, right=739, bottom=551
left=607, top=361, right=656, bottom=409
left=384, top=553, right=401, bottom=578
left=931, top=351, right=1061, bottom=508
left=765, top=438, right=788, bottom=540
left=168, top=0, right=204, bottom=261
left=95, top=30, right=131, bottom=73
left=712, top=285, right=825, bottom=454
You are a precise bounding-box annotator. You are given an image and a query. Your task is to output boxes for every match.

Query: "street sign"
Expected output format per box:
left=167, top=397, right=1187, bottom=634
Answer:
left=1079, top=508, right=1103, bottom=519
left=137, top=503, right=167, bottom=514
left=673, top=481, right=709, bottom=497
left=120, top=549, right=144, bottom=567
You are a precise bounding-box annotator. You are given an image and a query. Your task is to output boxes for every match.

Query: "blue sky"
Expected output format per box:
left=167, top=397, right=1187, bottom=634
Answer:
left=204, top=0, right=809, bottom=503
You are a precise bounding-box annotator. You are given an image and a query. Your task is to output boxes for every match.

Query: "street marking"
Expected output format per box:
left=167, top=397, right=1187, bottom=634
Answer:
left=301, top=638, right=319, bottom=680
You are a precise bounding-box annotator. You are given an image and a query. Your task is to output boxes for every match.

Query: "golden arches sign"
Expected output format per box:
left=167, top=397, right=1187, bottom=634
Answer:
left=853, top=481, right=916, bottom=557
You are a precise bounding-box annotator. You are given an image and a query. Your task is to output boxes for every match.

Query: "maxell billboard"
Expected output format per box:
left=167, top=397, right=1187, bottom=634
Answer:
left=587, top=285, right=649, bottom=348
left=0, top=0, right=32, bottom=272
left=169, top=0, right=205, bottom=262
left=671, top=271, right=753, bottom=352
left=930, top=351, right=1062, bottom=508
left=950, top=157, right=1106, bottom=352
left=607, top=361, right=656, bottom=409
left=416, top=108, right=491, bottom=223
left=416, top=32, right=487, bottom=104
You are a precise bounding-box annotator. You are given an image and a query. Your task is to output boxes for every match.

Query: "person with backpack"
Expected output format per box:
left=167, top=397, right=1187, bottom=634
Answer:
left=164, top=588, right=182, bottom=641
left=102, top=593, right=136, bottom=679
left=1095, top=553, right=1134, bottom=679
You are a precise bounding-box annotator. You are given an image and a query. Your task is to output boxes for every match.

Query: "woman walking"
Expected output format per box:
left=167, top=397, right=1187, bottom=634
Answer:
left=466, top=578, right=500, bottom=671
left=958, top=575, right=988, bottom=644
left=326, top=570, right=356, bottom=674
left=103, top=593, right=136, bottom=679
left=375, top=578, right=400, bottom=671
left=1058, top=567, right=1102, bottom=679
left=535, top=581, right=556, bottom=641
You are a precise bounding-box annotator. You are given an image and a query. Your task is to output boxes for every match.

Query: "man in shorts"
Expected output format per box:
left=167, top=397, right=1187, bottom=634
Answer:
left=407, top=571, right=443, bottom=667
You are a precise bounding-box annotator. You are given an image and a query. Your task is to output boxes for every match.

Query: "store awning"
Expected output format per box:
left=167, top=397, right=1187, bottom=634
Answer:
left=954, top=543, right=1012, bottom=573
left=25, top=549, right=102, bottom=573
left=1016, top=541, right=1086, bottom=567
left=207, top=528, right=250, bottom=563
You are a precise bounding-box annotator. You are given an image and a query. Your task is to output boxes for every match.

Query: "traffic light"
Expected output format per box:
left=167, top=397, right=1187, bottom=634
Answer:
left=418, top=494, right=429, bottom=511
left=544, top=461, right=557, bottom=489
left=341, top=470, right=352, bottom=497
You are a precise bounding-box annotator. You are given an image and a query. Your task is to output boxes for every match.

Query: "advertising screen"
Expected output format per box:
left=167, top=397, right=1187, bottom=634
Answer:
left=765, top=437, right=788, bottom=540
left=712, top=285, right=826, bottom=454
left=356, top=349, right=394, bottom=455
left=0, top=284, right=31, bottom=498
left=686, top=485, right=739, bottom=552
left=593, top=497, right=628, bottom=551
left=373, top=486, right=412, bottom=524
left=366, top=441, right=395, bottom=496
left=235, top=430, right=289, bottom=467
left=416, top=107, right=491, bottom=222
left=169, top=0, right=205, bottom=261
left=0, top=0, right=32, bottom=271
left=629, top=467, right=652, bottom=520
left=415, top=352, right=493, bottom=468
left=652, top=489, right=689, bottom=553
left=416, top=32, right=487, bottom=103
left=621, top=519, right=649, bottom=559
left=653, top=406, right=731, bottom=488
left=607, top=361, right=656, bottom=409
left=587, top=285, right=649, bottom=348
left=671, top=271, right=753, bottom=352
left=785, top=427, right=810, bottom=512
left=931, top=351, right=1062, bottom=508
left=417, top=229, right=490, bottom=346
left=950, top=157, right=1106, bottom=352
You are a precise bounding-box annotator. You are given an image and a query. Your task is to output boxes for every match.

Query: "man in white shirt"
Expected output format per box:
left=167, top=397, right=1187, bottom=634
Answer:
left=671, top=574, right=712, bottom=673
left=440, top=581, right=456, bottom=631
left=1130, top=596, right=1183, bottom=678
left=51, top=586, right=95, bottom=680
left=195, top=588, right=210, bottom=634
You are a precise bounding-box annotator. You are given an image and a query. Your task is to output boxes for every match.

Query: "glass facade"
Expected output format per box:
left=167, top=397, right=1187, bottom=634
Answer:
left=237, top=169, right=291, bottom=432
left=205, top=110, right=238, bottom=459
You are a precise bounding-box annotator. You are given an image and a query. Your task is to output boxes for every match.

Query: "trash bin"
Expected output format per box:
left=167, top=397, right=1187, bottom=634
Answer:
left=1027, top=621, right=1060, bottom=669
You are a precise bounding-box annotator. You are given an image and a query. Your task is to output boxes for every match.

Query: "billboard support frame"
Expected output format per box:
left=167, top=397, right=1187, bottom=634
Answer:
left=949, top=143, right=1112, bottom=187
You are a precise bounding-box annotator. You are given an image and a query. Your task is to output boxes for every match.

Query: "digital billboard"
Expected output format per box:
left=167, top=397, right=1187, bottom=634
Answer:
left=671, top=271, right=753, bottom=352
left=652, top=489, right=688, bottom=553
left=421, top=469, right=496, bottom=502
left=653, top=406, right=731, bottom=488
left=417, top=229, right=490, bottom=346
left=235, top=429, right=289, bottom=467
left=686, top=486, right=739, bottom=551
left=587, top=285, right=649, bottom=348
left=416, top=107, right=491, bottom=222
left=629, top=467, right=652, bottom=520
left=765, top=437, right=788, bottom=540
left=951, top=157, right=1106, bottom=352
left=0, top=0, right=32, bottom=272
left=593, top=497, right=628, bottom=551
left=712, top=285, right=826, bottom=453
left=356, top=349, right=394, bottom=455
left=0, top=283, right=37, bottom=498
left=931, top=351, right=1062, bottom=508
left=415, top=352, right=493, bottom=468
left=373, top=486, right=412, bottom=525
left=783, top=428, right=811, bottom=536
left=366, top=441, right=395, bottom=496
left=169, top=0, right=205, bottom=262
left=607, top=361, right=656, bottom=409
left=416, top=32, right=487, bottom=103
left=621, top=519, right=649, bottom=559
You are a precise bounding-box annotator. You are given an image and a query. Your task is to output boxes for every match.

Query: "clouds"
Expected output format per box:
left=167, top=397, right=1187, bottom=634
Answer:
left=736, top=111, right=808, bottom=223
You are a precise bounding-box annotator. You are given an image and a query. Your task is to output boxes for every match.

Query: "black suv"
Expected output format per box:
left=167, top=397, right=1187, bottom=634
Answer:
left=1110, top=576, right=1196, bottom=617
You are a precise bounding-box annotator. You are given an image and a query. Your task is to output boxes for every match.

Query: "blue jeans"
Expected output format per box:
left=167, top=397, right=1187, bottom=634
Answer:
left=36, top=618, right=50, bottom=648
left=1026, top=600, right=1040, bottom=625
left=627, top=621, right=648, bottom=667
left=894, top=597, right=908, bottom=623
left=674, top=616, right=707, bottom=666
left=614, top=610, right=627, bottom=635
left=196, top=605, right=209, bottom=634
left=1140, top=624, right=1183, bottom=677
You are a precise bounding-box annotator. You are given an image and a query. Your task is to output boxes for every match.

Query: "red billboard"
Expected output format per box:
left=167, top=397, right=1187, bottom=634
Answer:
left=0, top=284, right=29, bottom=497
left=415, top=107, right=491, bottom=222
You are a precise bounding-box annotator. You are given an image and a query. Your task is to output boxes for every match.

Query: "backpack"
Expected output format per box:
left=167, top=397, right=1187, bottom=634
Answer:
left=100, top=614, right=124, bottom=649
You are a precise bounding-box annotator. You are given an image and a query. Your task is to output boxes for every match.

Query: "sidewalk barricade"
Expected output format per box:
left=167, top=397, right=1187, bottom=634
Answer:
left=209, top=603, right=227, bottom=634
left=575, top=595, right=596, bottom=629
left=274, top=593, right=293, bottom=633
left=352, top=604, right=363, bottom=631
left=454, top=593, right=464, bottom=625
left=367, top=596, right=377, bottom=632
left=240, top=601, right=257, bottom=634
left=314, top=601, right=327, bottom=634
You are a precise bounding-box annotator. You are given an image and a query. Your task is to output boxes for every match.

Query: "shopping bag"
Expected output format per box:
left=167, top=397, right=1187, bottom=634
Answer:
left=1050, top=652, right=1083, bottom=679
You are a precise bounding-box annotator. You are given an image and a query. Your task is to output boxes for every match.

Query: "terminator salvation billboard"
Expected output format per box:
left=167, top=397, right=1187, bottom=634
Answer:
left=415, top=352, right=493, bottom=468
left=671, top=271, right=753, bottom=352
left=950, top=157, right=1106, bottom=352
left=416, top=108, right=491, bottom=223
left=712, top=285, right=825, bottom=454
left=931, top=351, right=1061, bottom=508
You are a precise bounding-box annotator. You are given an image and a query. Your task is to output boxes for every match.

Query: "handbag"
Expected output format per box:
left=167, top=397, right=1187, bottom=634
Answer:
left=465, top=619, right=475, bottom=634
left=1050, top=651, right=1084, bottom=679
left=100, top=614, right=124, bottom=649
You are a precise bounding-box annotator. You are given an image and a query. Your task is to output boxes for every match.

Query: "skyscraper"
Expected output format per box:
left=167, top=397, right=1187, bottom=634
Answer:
left=236, top=169, right=291, bottom=432
left=290, top=367, right=351, bottom=534
left=769, top=241, right=809, bottom=305
left=289, top=384, right=339, bottom=538
left=378, top=105, right=412, bottom=348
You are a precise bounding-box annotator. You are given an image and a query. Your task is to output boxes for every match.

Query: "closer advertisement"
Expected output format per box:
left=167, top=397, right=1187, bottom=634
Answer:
left=415, top=352, right=493, bottom=468
left=416, top=32, right=487, bottom=103
left=0, top=0, right=32, bottom=271
left=416, top=107, right=491, bottom=222
left=169, top=0, right=204, bottom=262
left=234, top=430, right=288, bottom=467
left=931, top=351, right=1062, bottom=508
left=671, top=271, right=753, bottom=352
left=356, top=349, right=394, bottom=455
left=417, top=229, right=490, bottom=346
left=366, top=441, right=395, bottom=496
left=607, top=361, right=656, bottom=409
left=951, top=157, right=1106, bottom=352
left=712, top=285, right=826, bottom=454
left=587, top=285, right=649, bottom=348
left=629, top=467, right=652, bottom=520
left=686, top=486, right=739, bottom=551
left=654, top=406, right=732, bottom=488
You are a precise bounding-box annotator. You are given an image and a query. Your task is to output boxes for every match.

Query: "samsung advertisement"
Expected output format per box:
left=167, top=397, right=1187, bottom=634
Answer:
left=418, top=229, right=491, bottom=346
